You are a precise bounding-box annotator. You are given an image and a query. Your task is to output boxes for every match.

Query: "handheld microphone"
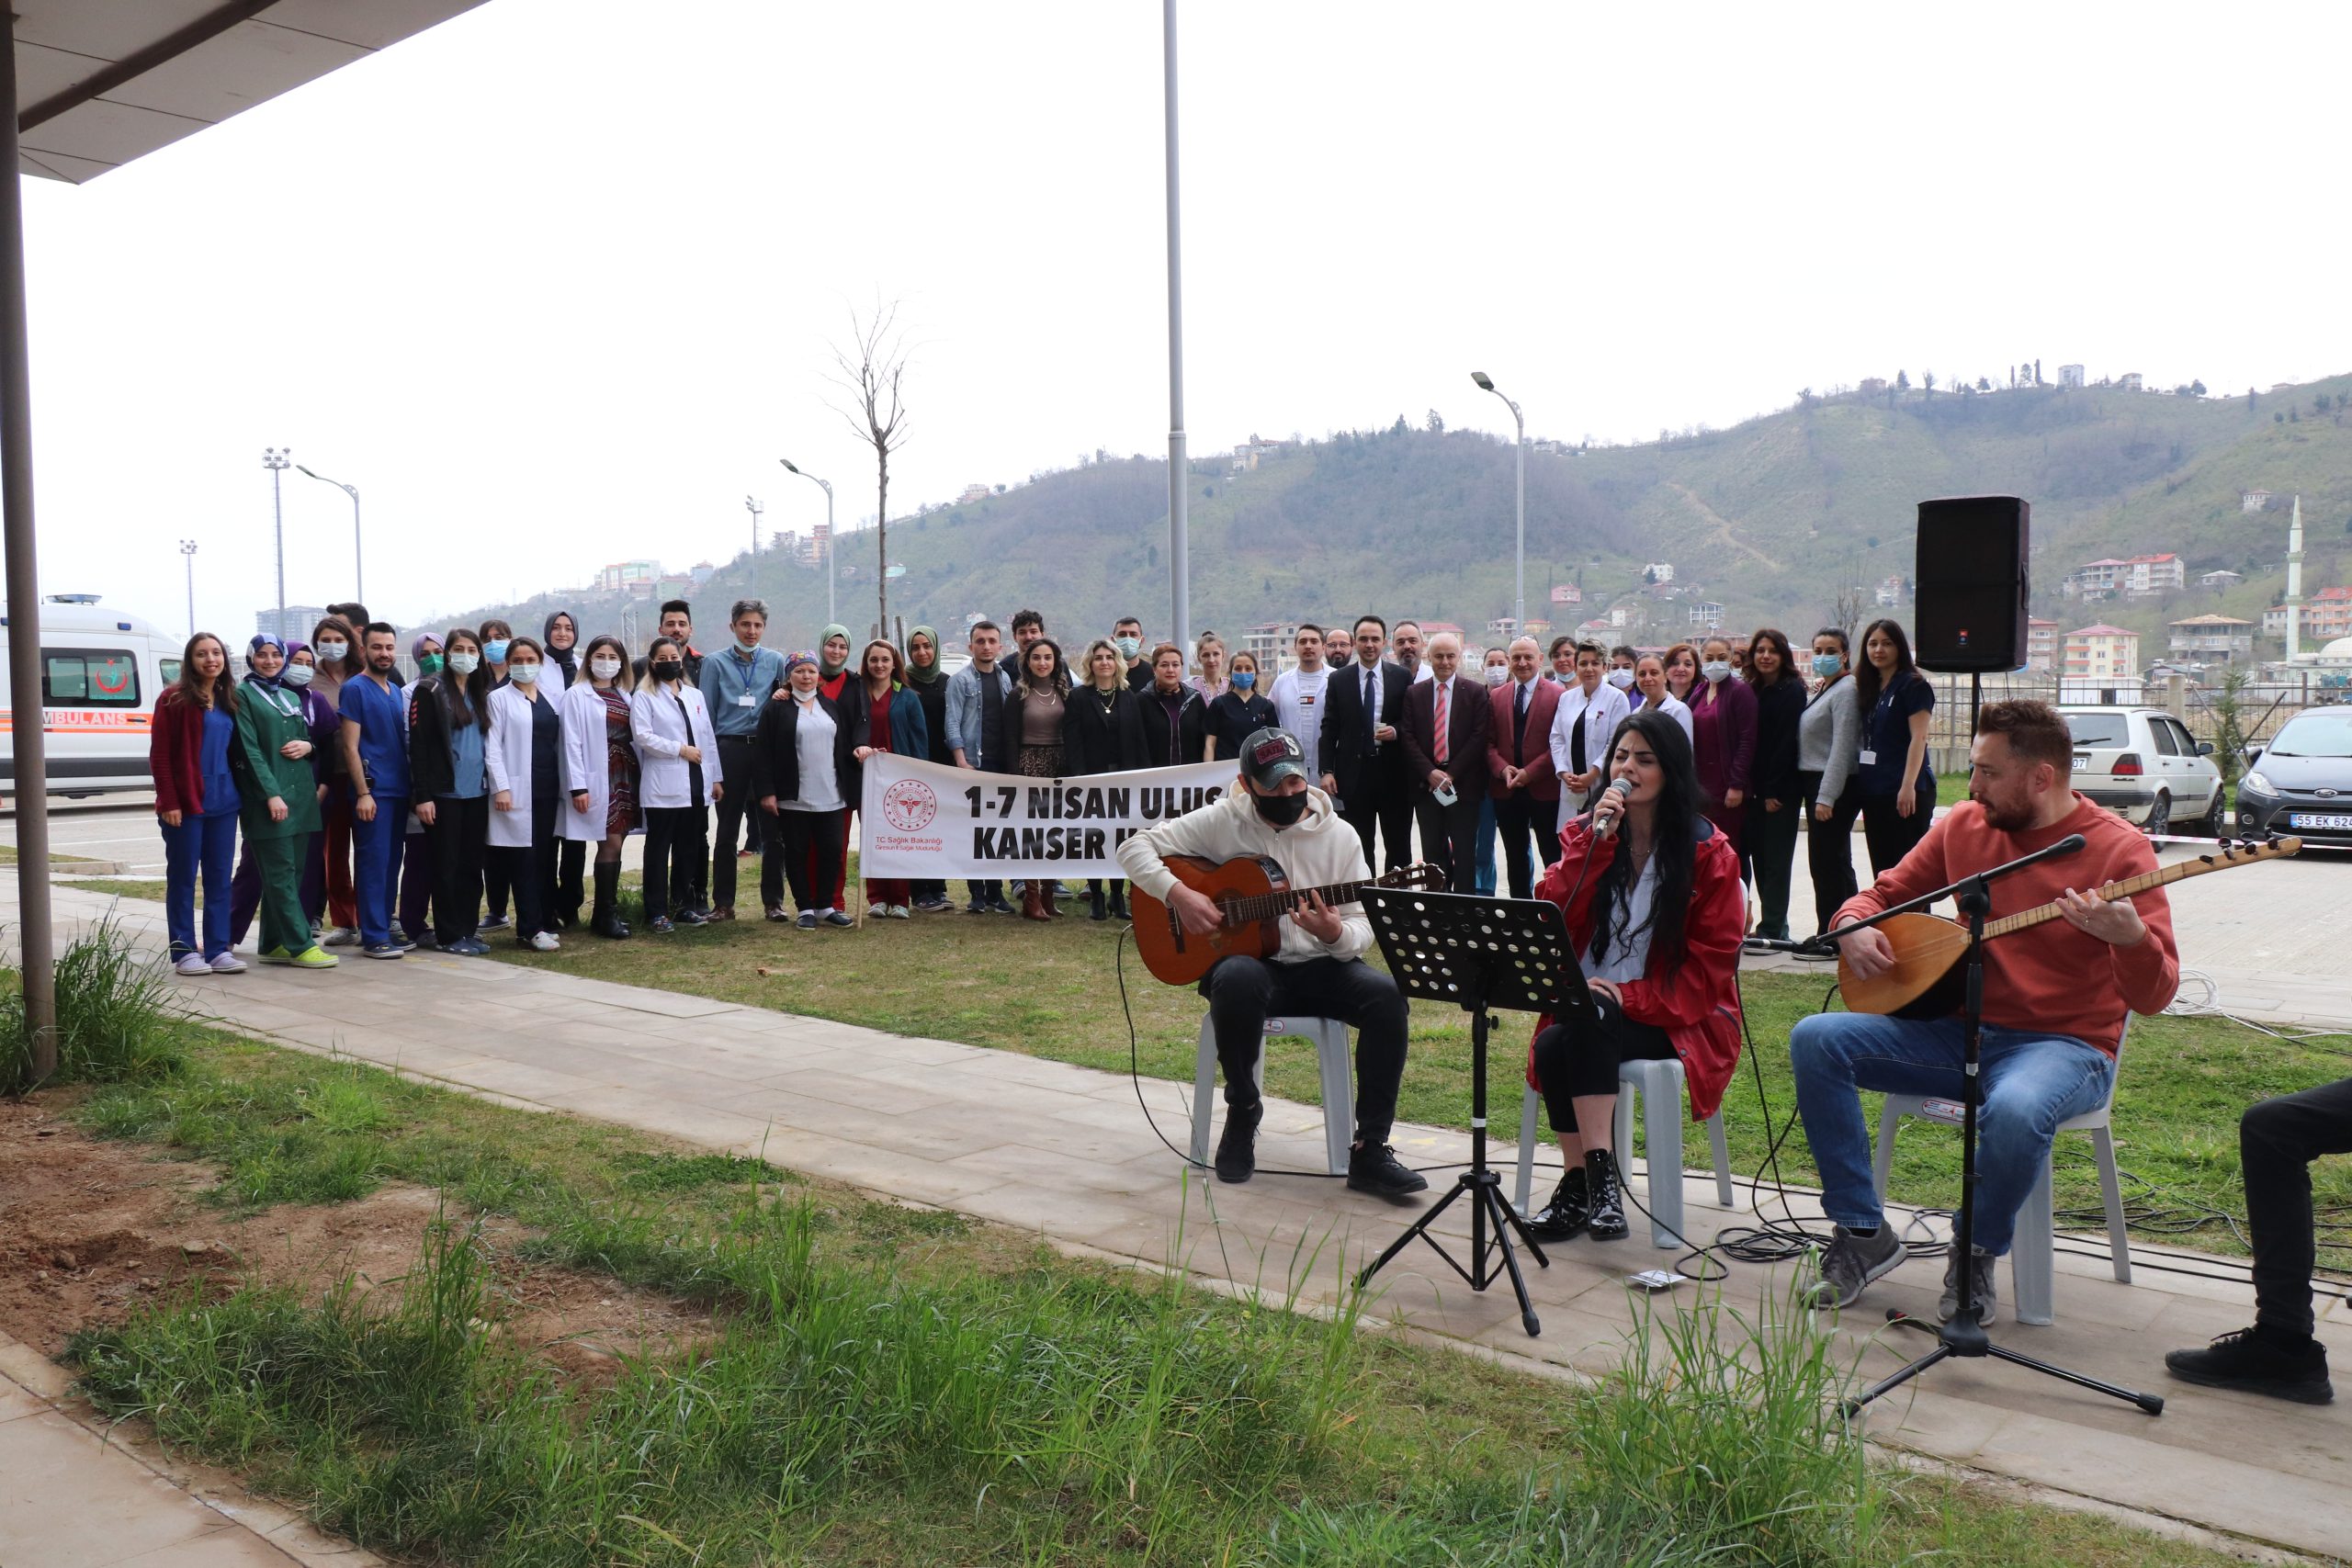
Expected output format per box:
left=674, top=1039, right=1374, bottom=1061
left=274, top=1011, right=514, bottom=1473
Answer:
left=1591, top=777, right=1634, bottom=840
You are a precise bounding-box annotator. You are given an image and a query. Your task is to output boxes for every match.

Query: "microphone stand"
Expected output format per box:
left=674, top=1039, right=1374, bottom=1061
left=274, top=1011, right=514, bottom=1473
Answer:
left=1830, top=831, right=2164, bottom=1417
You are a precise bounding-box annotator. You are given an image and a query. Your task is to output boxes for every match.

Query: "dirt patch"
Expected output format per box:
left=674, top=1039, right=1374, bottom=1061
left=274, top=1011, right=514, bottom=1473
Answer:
left=0, top=1093, right=708, bottom=1375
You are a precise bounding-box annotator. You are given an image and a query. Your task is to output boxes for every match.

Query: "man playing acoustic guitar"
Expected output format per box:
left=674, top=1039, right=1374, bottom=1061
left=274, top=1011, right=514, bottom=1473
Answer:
left=1794, top=699, right=2180, bottom=1322
left=1117, top=728, right=1430, bottom=1198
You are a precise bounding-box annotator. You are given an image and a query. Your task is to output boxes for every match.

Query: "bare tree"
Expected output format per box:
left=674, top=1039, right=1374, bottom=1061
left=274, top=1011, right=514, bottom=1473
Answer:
left=829, top=301, right=912, bottom=638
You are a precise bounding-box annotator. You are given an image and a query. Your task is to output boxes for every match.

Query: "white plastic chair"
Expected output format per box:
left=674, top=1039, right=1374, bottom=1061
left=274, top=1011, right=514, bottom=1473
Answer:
left=1189, top=1016, right=1354, bottom=1176
left=1869, top=1023, right=2132, bottom=1327
left=1513, top=1056, right=1736, bottom=1250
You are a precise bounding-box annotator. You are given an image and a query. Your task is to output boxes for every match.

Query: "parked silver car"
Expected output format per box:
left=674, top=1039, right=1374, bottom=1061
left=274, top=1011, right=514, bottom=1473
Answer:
left=2060, top=705, right=2223, bottom=837
left=2237, top=706, right=2352, bottom=847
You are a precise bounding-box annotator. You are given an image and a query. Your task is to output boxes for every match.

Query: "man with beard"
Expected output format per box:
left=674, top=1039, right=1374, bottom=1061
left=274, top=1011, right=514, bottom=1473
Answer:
left=339, top=621, right=415, bottom=959
left=1116, top=728, right=1429, bottom=1200
left=1792, top=700, right=2179, bottom=1325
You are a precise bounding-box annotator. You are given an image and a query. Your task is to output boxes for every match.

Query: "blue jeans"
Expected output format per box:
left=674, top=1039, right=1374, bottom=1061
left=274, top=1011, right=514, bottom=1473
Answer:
left=1472, top=796, right=1498, bottom=897
left=160, top=811, right=238, bottom=959
left=351, top=798, right=410, bottom=947
left=1789, top=1012, right=2115, bottom=1256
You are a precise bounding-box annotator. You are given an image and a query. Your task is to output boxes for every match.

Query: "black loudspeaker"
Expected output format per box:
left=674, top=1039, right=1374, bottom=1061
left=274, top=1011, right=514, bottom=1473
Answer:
left=1913, top=495, right=2030, bottom=671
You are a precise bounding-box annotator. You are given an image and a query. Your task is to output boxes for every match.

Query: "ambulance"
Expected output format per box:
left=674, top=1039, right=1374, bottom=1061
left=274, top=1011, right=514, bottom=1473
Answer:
left=0, top=594, right=187, bottom=796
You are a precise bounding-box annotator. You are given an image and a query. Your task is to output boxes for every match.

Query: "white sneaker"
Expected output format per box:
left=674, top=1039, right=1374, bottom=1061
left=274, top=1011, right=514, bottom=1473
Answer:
left=526, top=931, right=560, bottom=952
left=887, top=905, right=910, bottom=919
left=868, top=902, right=888, bottom=919
left=321, top=926, right=361, bottom=947
left=173, top=953, right=211, bottom=976
left=209, top=953, right=247, bottom=974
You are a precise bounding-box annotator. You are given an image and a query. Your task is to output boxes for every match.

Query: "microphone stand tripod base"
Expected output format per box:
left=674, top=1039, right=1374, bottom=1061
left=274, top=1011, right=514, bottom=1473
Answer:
left=1844, top=1306, right=2164, bottom=1419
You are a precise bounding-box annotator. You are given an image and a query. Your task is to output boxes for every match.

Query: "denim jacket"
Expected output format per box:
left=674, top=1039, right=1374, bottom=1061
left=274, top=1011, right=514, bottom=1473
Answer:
left=944, top=661, right=1014, bottom=769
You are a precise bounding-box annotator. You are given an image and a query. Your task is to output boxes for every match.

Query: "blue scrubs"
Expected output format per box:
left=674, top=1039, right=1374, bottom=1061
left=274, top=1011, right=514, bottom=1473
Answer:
left=163, top=705, right=241, bottom=959
left=340, top=674, right=413, bottom=948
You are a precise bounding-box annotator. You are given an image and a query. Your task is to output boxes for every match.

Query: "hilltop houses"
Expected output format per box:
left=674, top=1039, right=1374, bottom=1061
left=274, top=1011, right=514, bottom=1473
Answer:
left=2060, top=553, right=2184, bottom=601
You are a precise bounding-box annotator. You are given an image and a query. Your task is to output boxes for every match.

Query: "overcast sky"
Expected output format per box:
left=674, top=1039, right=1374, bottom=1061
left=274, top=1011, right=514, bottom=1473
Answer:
left=18, top=0, right=2351, bottom=641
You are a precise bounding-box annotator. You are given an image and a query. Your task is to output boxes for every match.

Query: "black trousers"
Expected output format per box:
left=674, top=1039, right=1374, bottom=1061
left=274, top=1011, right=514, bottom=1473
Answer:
left=558, top=838, right=586, bottom=923
left=710, top=736, right=781, bottom=911
left=1414, top=789, right=1485, bottom=895
left=966, top=879, right=1005, bottom=908
left=2243, top=1075, right=2352, bottom=1341
left=494, top=800, right=561, bottom=941
left=1340, top=780, right=1415, bottom=876
left=1201, top=955, right=1408, bottom=1145
left=1800, top=772, right=1861, bottom=935
left=1860, top=780, right=1935, bottom=877
left=1743, top=794, right=1804, bottom=941
left=1492, top=790, right=1561, bottom=899
left=483, top=848, right=509, bottom=920
left=779, top=807, right=847, bottom=913
left=1530, top=1006, right=1678, bottom=1134
left=640, top=805, right=707, bottom=921
left=430, top=794, right=488, bottom=944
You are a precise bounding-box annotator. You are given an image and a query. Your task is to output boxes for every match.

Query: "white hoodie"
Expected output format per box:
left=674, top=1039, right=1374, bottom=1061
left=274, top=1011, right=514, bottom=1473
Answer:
left=1115, top=782, right=1374, bottom=963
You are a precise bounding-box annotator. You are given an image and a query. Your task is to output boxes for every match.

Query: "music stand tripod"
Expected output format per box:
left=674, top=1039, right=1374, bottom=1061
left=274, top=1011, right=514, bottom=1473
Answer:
left=1837, top=834, right=2165, bottom=1418
left=1354, top=888, right=1589, bottom=1337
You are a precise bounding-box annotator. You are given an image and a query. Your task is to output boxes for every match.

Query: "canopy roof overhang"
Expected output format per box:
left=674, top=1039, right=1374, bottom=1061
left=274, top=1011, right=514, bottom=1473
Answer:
left=15, top=0, right=486, bottom=184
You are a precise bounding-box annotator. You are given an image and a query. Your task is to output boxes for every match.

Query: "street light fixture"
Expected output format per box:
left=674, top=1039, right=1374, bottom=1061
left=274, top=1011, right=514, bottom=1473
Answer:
left=261, top=447, right=290, bottom=635
left=1471, top=372, right=1525, bottom=631
left=744, top=494, right=763, bottom=562
left=294, top=464, right=362, bottom=605
left=178, top=539, right=196, bottom=635
left=779, top=457, right=835, bottom=626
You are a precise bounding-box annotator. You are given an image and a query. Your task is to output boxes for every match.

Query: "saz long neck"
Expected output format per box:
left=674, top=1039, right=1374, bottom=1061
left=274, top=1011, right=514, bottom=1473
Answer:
left=1982, top=844, right=2285, bottom=940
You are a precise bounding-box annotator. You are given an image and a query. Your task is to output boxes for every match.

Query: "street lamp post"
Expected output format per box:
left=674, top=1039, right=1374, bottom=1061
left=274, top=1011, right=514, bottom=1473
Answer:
left=1162, top=0, right=1190, bottom=654
left=179, top=540, right=197, bottom=634
left=779, top=458, right=835, bottom=626
left=262, top=447, right=290, bottom=633
left=744, top=495, right=763, bottom=562
left=294, top=465, right=361, bottom=604
left=1471, top=372, right=1525, bottom=631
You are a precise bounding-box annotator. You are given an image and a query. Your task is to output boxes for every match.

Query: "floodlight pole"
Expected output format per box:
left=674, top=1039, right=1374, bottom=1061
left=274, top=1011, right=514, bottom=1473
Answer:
left=262, top=447, right=290, bottom=632
left=780, top=458, right=835, bottom=625
left=744, top=495, right=763, bottom=562
left=0, top=14, right=57, bottom=1079
left=1162, top=0, right=1190, bottom=653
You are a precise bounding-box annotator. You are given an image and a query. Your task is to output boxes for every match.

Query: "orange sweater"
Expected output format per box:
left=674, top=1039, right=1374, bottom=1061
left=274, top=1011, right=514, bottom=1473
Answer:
left=1836, top=793, right=2178, bottom=1057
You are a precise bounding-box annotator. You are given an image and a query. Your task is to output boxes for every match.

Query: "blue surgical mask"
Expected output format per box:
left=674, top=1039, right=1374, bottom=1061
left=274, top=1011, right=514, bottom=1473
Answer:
left=736, top=637, right=763, bottom=656
left=1812, top=653, right=1843, bottom=678
left=282, top=662, right=315, bottom=687
left=1231, top=670, right=1256, bottom=691
left=482, top=638, right=510, bottom=663
left=508, top=663, right=540, bottom=684
left=1115, top=636, right=1141, bottom=660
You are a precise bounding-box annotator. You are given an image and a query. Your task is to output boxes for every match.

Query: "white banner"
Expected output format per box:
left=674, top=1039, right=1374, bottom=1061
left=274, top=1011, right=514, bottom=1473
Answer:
left=858, top=753, right=1234, bottom=877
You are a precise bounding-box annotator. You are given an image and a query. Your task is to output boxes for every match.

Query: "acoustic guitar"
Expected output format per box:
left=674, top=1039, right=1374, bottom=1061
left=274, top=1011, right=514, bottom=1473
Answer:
left=1130, top=855, right=1444, bottom=986
left=1838, top=836, right=2300, bottom=1018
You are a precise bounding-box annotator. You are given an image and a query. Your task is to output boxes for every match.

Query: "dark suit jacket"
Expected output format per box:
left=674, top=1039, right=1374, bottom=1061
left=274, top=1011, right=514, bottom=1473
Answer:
left=1487, top=677, right=1563, bottom=801
left=1319, top=659, right=1411, bottom=803
left=1400, top=673, right=1493, bottom=799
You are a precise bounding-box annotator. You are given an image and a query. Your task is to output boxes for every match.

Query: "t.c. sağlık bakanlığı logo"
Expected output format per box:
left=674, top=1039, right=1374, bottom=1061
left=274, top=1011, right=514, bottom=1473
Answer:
left=880, top=777, right=937, bottom=832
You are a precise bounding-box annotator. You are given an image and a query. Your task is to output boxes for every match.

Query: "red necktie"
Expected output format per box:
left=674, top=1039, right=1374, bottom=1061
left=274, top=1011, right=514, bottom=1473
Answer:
left=1433, top=680, right=1450, bottom=764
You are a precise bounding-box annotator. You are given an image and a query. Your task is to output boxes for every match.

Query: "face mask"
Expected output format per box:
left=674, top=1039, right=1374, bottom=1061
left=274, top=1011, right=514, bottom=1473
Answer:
left=417, top=654, right=444, bottom=676
left=509, top=663, right=540, bottom=684
left=1606, top=669, right=1634, bottom=690
left=315, top=640, right=346, bottom=662
left=1812, top=653, right=1843, bottom=678
left=1702, top=660, right=1733, bottom=683
left=1230, top=670, right=1256, bottom=691
left=1485, top=664, right=1510, bottom=685
left=792, top=682, right=820, bottom=702
left=482, top=639, right=510, bottom=663
left=650, top=659, right=683, bottom=682
left=1115, top=637, right=1141, bottom=660
left=282, top=663, right=315, bottom=687
left=447, top=651, right=481, bottom=675
left=1251, top=787, right=1309, bottom=828
left=590, top=657, right=622, bottom=681
left=736, top=637, right=763, bottom=656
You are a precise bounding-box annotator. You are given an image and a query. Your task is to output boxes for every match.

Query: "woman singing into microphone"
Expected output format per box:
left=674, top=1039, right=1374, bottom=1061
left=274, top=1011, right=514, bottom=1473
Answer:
left=1522, top=706, right=1747, bottom=1241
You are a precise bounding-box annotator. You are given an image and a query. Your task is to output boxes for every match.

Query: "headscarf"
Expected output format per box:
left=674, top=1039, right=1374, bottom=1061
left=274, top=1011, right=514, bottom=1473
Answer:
left=410, top=632, right=442, bottom=666
left=243, top=633, right=287, bottom=691
left=818, top=623, right=852, bottom=680
left=543, top=610, right=579, bottom=683
left=784, top=649, right=819, bottom=673
left=905, top=625, right=944, bottom=686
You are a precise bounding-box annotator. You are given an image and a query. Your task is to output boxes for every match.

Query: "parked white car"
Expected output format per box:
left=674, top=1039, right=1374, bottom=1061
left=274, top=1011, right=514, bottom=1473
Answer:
left=2060, top=705, right=2223, bottom=837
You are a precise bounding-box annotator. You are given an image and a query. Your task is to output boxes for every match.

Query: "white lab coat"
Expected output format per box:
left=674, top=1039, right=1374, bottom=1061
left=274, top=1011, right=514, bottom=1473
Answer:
left=483, top=682, right=568, bottom=849
left=1549, top=680, right=1632, bottom=829
left=630, top=681, right=717, bottom=810
left=558, top=680, right=627, bottom=842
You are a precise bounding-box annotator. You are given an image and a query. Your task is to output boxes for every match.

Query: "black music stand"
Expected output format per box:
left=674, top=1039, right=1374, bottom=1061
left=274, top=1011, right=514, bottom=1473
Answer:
left=1354, top=888, right=1589, bottom=1337
left=1834, top=835, right=2164, bottom=1418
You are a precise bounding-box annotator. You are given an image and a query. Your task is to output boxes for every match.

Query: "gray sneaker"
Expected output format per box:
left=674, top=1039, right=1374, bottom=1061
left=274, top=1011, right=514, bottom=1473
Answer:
left=1939, top=1246, right=1998, bottom=1325
left=1808, top=1224, right=1905, bottom=1309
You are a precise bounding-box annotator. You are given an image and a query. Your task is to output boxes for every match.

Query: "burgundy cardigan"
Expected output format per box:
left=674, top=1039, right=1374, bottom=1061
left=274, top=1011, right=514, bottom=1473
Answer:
left=148, top=692, right=209, bottom=818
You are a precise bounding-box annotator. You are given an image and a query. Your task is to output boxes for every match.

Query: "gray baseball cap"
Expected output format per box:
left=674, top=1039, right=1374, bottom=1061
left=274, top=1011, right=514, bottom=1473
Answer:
left=1238, top=728, right=1309, bottom=790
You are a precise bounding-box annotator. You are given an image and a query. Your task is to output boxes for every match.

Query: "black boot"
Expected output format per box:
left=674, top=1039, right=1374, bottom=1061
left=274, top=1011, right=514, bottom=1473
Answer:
left=593, top=862, right=629, bottom=939
left=1214, top=1100, right=1261, bottom=1183
left=1527, top=1163, right=1590, bottom=1241
left=1107, top=882, right=1129, bottom=919
left=1088, top=881, right=1107, bottom=921
left=1584, top=1148, right=1628, bottom=1241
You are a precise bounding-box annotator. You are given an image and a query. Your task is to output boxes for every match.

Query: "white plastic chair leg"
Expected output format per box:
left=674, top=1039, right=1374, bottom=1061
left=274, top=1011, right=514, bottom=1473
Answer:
left=1515, top=1085, right=1542, bottom=1214
left=1705, top=1111, right=1736, bottom=1206
left=1311, top=1020, right=1354, bottom=1176
left=1639, top=1059, right=1688, bottom=1250
left=2012, top=1153, right=2057, bottom=1326
left=1871, top=1098, right=1905, bottom=1198
left=2092, top=1124, right=2132, bottom=1284
left=1188, top=1017, right=1219, bottom=1167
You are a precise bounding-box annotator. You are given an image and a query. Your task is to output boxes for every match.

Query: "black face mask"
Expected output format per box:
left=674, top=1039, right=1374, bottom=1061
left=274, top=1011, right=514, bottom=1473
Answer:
left=1251, top=787, right=1309, bottom=828
left=651, top=660, right=684, bottom=682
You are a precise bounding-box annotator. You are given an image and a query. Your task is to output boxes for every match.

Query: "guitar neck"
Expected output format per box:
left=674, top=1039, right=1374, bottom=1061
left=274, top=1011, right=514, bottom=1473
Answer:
left=1982, top=844, right=2279, bottom=939
left=1222, top=876, right=1378, bottom=928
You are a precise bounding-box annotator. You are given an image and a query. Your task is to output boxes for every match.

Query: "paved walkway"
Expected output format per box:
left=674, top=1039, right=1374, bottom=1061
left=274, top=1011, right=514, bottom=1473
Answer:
left=6, top=881, right=2350, bottom=1562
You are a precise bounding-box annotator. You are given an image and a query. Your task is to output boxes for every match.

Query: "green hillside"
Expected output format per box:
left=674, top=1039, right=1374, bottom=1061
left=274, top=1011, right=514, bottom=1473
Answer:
left=450, top=375, right=2352, bottom=658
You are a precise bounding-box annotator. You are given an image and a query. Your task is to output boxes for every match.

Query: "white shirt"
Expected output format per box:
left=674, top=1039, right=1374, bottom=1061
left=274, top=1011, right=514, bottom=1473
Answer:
left=780, top=696, right=842, bottom=812
left=1548, top=680, right=1631, bottom=787
left=1634, top=690, right=1695, bottom=746
left=1582, top=854, right=1659, bottom=985
left=1269, top=665, right=1331, bottom=772
left=1350, top=658, right=1386, bottom=733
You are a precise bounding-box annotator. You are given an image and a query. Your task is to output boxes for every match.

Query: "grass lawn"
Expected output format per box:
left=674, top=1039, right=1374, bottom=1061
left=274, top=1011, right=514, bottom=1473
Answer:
left=53, top=1028, right=2252, bottom=1568
left=494, top=879, right=2352, bottom=1271
left=61, top=877, right=171, bottom=901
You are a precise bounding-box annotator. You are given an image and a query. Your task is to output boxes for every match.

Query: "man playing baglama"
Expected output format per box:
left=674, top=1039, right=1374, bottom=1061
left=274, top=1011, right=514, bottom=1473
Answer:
left=1792, top=699, right=2179, bottom=1323
left=1117, top=728, right=1429, bottom=1200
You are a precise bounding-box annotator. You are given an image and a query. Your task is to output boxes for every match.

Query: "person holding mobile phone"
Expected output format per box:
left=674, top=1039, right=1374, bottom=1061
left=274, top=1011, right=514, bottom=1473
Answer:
left=1399, top=632, right=1488, bottom=893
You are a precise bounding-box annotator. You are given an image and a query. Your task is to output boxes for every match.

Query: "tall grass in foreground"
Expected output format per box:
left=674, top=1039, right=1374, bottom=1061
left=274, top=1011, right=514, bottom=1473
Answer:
left=3, top=916, right=187, bottom=1092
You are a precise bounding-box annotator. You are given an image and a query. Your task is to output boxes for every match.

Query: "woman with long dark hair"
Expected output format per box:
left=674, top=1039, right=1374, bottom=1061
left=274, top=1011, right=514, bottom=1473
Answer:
left=902, top=625, right=955, bottom=912
left=475, top=617, right=516, bottom=931
left=560, top=634, right=640, bottom=939
left=633, top=635, right=716, bottom=932
left=1796, top=626, right=1862, bottom=939
left=483, top=636, right=566, bottom=950
left=1741, top=627, right=1805, bottom=942
left=1853, top=617, right=1937, bottom=874
left=394, top=633, right=444, bottom=948
left=151, top=633, right=243, bottom=975
left=309, top=614, right=364, bottom=946
left=227, top=634, right=333, bottom=968
left=1521, top=708, right=1746, bottom=1242
left=543, top=610, right=587, bottom=924
left=840, top=638, right=930, bottom=919
left=409, top=627, right=493, bottom=953
left=1001, top=637, right=1073, bottom=921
